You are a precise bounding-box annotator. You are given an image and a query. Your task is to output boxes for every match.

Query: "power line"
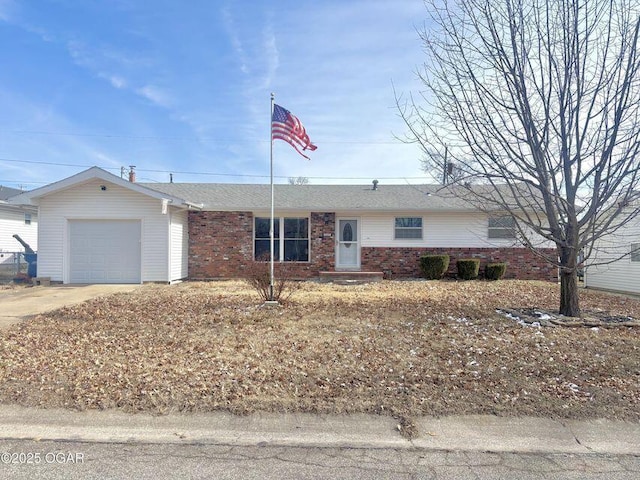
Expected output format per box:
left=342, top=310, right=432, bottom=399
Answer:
left=0, top=157, right=115, bottom=170
left=0, top=157, right=428, bottom=182
left=1, top=129, right=408, bottom=145
left=0, top=180, right=49, bottom=185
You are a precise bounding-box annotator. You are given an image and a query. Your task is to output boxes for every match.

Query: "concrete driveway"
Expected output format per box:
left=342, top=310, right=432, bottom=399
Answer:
left=0, top=284, right=141, bottom=330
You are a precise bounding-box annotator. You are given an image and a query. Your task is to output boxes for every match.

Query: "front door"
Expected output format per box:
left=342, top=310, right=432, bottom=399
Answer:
left=336, top=218, right=360, bottom=269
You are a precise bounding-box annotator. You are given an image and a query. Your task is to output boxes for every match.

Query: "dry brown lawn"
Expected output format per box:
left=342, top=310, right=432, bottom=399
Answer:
left=0, top=280, right=638, bottom=426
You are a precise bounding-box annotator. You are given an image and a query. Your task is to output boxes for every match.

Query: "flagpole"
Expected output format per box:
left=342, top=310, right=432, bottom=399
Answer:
left=269, top=93, right=275, bottom=302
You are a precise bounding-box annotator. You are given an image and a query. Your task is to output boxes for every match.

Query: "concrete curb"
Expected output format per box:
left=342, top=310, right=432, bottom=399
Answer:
left=0, top=405, right=638, bottom=455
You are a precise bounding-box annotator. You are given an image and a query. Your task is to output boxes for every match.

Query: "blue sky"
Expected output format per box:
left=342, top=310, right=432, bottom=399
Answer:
left=0, top=0, right=428, bottom=188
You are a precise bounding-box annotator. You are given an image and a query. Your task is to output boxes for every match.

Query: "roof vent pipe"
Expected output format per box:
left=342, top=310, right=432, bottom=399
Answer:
left=129, top=165, right=136, bottom=183
left=372, top=179, right=379, bottom=190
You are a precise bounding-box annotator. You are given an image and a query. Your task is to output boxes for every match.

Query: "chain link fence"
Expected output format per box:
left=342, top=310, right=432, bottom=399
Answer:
left=0, top=252, right=29, bottom=284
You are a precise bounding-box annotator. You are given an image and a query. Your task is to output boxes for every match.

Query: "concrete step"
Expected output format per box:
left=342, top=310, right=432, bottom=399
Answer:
left=318, top=271, right=384, bottom=284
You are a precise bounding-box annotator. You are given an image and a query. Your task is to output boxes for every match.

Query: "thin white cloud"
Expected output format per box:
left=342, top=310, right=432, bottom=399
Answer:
left=66, top=40, right=90, bottom=66
left=0, top=1, right=55, bottom=44
left=136, top=85, right=172, bottom=108
left=259, top=15, right=279, bottom=90
left=0, top=90, right=128, bottom=186
left=0, top=0, right=15, bottom=22
left=106, top=75, right=127, bottom=89
left=221, top=6, right=249, bottom=74
left=67, top=41, right=130, bottom=91
left=66, top=40, right=173, bottom=108
left=1, top=0, right=430, bottom=186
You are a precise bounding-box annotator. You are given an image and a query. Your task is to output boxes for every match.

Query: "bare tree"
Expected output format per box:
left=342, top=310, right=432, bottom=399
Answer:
left=288, top=176, right=309, bottom=185
left=399, top=0, right=640, bottom=316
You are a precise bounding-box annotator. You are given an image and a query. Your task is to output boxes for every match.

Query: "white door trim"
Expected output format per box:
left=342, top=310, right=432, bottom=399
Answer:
left=336, top=217, right=361, bottom=270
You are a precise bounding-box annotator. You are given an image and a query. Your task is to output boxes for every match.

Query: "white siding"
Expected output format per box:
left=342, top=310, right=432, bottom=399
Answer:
left=37, top=179, right=170, bottom=283
left=0, top=205, right=38, bottom=252
left=354, top=212, right=522, bottom=248
left=169, top=209, right=188, bottom=281
left=586, top=215, right=640, bottom=294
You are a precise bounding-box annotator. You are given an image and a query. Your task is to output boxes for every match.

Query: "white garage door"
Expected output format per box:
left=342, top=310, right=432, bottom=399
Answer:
left=69, top=220, right=141, bottom=284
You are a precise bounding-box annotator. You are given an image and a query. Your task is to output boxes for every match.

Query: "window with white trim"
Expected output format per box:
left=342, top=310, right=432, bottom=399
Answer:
left=24, top=213, right=32, bottom=225
left=254, top=217, right=309, bottom=262
left=488, top=215, right=516, bottom=239
left=395, top=217, right=423, bottom=239
left=631, top=243, right=640, bottom=262
left=254, top=217, right=279, bottom=261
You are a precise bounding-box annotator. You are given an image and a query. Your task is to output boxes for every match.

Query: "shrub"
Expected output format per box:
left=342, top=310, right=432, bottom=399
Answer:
left=419, top=254, right=450, bottom=279
left=485, top=262, right=507, bottom=280
left=244, top=254, right=300, bottom=303
left=456, top=258, right=480, bottom=280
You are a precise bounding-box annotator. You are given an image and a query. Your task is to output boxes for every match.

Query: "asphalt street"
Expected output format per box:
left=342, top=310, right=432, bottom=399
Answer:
left=1, top=439, right=639, bottom=480
left=0, top=405, right=638, bottom=478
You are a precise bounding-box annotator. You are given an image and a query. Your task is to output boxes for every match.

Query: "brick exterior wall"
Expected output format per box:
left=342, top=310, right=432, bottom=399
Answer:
left=361, top=247, right=558, bottom=281
left=189, top=211, right=557, bottom=281
left=308, top=212, right=336, bottom=273
left=188, top=211, right=335, bottom=279
left=189, top=211, right=254, bottom=278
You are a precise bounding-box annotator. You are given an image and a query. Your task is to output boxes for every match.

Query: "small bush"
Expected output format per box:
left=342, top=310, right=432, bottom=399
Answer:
left=457, top=259, right=480, bottom=280
left=419, top=255, right=450, bottom=279
left=485, top=262, right=507, bottom=280
left=244, top=254, right=300, bottom=303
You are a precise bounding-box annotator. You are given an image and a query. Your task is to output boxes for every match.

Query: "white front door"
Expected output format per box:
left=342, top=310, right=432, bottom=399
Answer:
left=336, top=218, right=360, bottom=269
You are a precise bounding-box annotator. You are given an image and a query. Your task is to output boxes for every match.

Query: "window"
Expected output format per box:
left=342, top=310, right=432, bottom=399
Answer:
left=488, top=216, right=516, bottom=239
left=284, top=218, right=309, bottom=261
left=24, top=213, right=32, bottom=225
left=395, top=217, right=422, bottom=239
left=631, top=243, right=640, bottom=262
left=254, top=217, right=280, bottom=261
left=254, top=217, right=309, bottom=262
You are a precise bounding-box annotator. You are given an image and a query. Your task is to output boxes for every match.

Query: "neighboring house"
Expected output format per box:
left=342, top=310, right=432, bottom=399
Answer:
left=0, top=185, right=38, bottom=264
left=584, top=205, right=640, bottom=295
left=10, top=166, right=557, bottom=284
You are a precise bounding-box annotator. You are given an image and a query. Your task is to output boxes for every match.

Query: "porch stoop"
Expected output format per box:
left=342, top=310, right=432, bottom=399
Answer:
left=319, top=271, right=384, bottom=284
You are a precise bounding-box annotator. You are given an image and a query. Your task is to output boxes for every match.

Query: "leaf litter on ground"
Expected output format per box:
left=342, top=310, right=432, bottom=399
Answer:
left=0, top=279, right=638, bottom=440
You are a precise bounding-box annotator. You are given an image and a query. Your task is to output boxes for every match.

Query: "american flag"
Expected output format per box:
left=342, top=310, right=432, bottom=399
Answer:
left=272, top=104, right=317, bottom=160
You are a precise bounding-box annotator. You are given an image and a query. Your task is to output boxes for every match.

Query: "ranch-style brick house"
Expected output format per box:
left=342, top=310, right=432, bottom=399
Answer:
left=10, top=167, right=557, bottom=284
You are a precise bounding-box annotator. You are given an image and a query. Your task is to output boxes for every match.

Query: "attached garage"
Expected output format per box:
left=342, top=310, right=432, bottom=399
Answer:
left=69, top=220, right=142, bottom=284
left=9, top=167, right=198, bottom=284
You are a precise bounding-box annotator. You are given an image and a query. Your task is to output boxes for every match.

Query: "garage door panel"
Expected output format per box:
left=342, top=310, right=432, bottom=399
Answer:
left=69, top=220, right=141, bottom=284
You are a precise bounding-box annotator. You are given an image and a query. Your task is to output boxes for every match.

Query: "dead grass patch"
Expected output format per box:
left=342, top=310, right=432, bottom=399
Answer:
left=0, top=280, right=638, bottom=427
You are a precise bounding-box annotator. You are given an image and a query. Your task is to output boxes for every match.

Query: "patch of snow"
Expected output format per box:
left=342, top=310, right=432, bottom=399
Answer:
left=567, top=383, right=580, bottom=393
left=496, top=309, right=522, bottom=322
left=449, top=316, right=469, bottom=323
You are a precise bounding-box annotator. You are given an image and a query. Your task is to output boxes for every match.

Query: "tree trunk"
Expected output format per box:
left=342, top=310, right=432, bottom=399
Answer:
left=558, top=241, right=581, bottom=317
left=559, top=268, right=580, bottom=317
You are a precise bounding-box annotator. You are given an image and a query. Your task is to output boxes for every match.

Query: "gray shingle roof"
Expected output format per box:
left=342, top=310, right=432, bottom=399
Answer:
left=0, top=185, right=23, bottom=202
left=140, top=183, right=481, bottom=212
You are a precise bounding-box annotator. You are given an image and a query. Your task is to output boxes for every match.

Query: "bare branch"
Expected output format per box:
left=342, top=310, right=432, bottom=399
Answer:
left=399, top=0, right=640, bottom=316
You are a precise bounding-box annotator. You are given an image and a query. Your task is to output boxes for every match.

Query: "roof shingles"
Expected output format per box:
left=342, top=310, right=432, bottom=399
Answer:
left=140, top=183, right=477, bottom=212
